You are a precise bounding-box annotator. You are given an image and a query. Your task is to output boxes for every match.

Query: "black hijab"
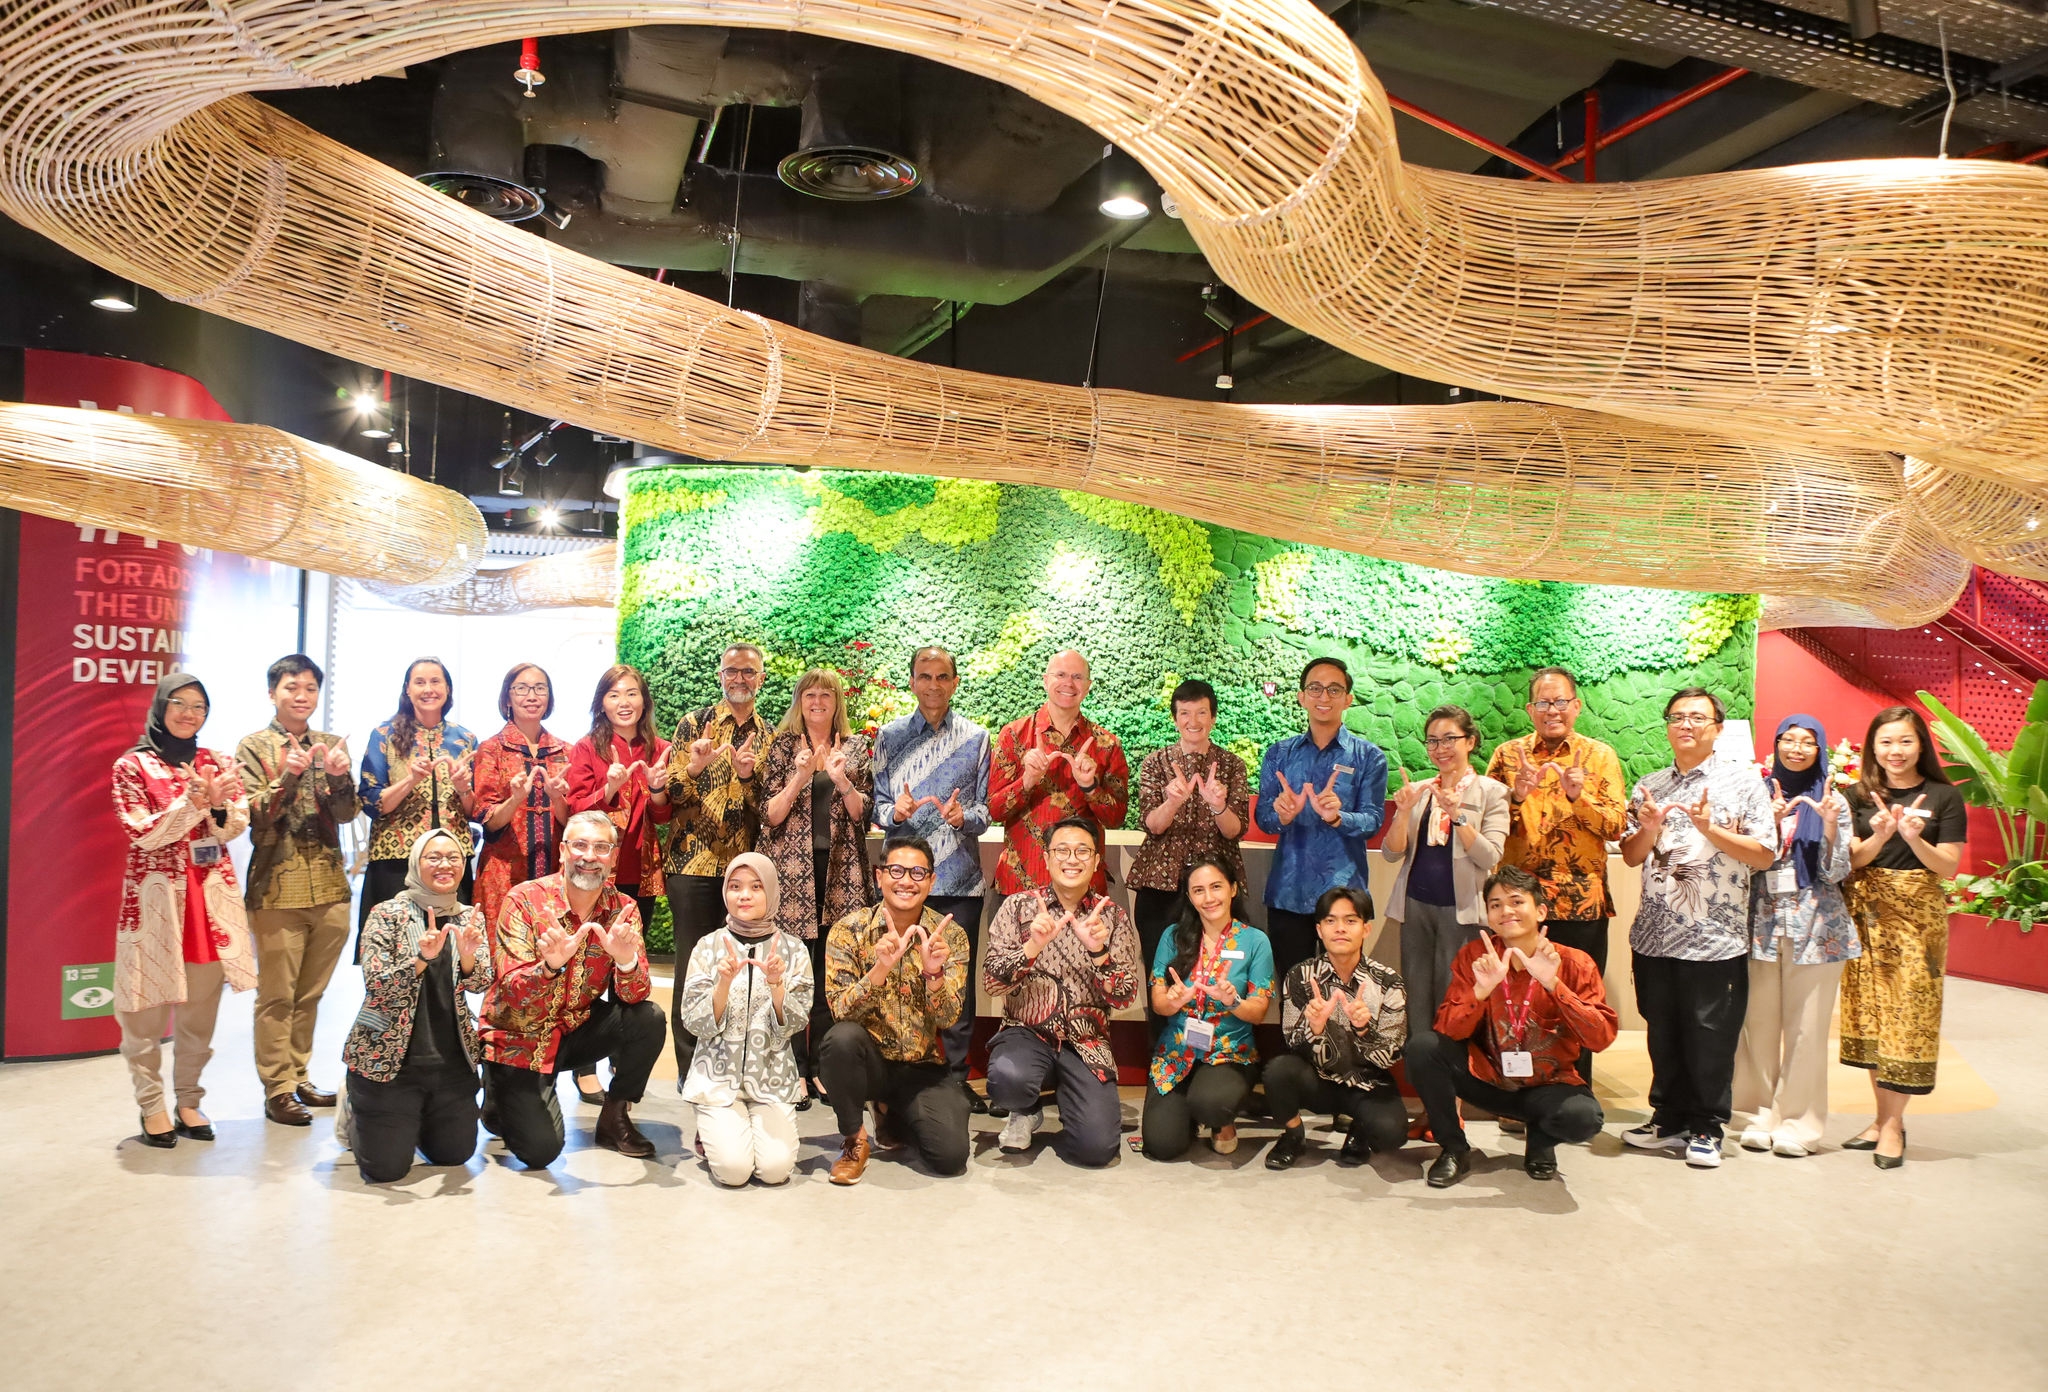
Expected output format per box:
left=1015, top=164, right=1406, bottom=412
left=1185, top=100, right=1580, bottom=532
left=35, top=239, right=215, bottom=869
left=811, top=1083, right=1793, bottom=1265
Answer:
left=133, top=671, right=208, bottom=766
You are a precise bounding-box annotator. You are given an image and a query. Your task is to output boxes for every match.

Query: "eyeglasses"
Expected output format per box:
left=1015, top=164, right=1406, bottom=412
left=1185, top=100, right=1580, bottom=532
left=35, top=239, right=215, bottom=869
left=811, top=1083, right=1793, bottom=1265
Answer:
left=1529, top=699, right=1577, bottom=713
left=164, top=698, right=209, bottom=715
left=1423, top=734, right=1470, bottom=749
left=1047, top=671, right=1090, bottom=685
left=879, top=864, right=933, bottom=883
left=1777, top=736, right=1819, bottom=750
left=718, top=667, right=764, bottom=682
left=1047, top=845, right=1097, bottom=863
left=1666, top=713, right=1718, bottom=729
left=565, top=839, right=618, bottom=855
left=1302, top=682, right=1350, bottom=698
left=420, top=853, right=466, bottom=868
left=509, top=682, right=549, bottom=697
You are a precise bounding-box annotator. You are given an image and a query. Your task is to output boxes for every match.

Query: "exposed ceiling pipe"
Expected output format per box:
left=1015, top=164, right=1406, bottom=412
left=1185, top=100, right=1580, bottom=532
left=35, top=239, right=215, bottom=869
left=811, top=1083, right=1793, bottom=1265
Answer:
left=1533, top=67, right=1750, bottom=179
left=1383, top=93, right=1575, bottom=181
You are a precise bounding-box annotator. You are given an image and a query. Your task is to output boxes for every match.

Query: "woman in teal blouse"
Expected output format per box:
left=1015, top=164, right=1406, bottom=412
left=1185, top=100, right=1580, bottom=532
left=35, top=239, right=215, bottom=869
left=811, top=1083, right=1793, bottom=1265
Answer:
left=1141, top=854, right=1274, bottom=1160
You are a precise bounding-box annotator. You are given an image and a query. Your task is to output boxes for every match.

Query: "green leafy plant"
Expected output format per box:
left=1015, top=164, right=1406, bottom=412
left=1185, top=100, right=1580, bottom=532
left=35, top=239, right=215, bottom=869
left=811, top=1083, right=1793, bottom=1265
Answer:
left=1922, top=680, right=2048, bottom=931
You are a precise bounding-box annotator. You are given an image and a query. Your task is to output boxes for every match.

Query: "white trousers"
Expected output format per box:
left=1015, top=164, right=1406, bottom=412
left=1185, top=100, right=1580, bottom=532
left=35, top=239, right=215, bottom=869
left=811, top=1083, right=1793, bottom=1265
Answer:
left=694, top=1099, right=798, bottom=1187
left=1731, top=950, right=1844, bottom=1148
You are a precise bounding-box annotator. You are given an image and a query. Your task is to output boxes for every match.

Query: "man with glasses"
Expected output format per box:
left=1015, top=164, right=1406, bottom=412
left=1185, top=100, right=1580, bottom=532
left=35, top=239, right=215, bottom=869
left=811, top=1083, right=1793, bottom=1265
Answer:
left=988, top=649, right=1129, bottom=898
left=663, top=642, right=768, bottom=1077
left=481, top=811, right=666, bottom=1167
left=1619, top=688, right=1777, bottom=1169
left=1484, top=666, right=1627, bottom=1082
left=1254, top=656, right=1388, bottom=979
left=982, top=818, right=1141, bottom=1166
left=817, top=836, right=973, bottom=1185
left=871, top=645, right=993, bottom=1111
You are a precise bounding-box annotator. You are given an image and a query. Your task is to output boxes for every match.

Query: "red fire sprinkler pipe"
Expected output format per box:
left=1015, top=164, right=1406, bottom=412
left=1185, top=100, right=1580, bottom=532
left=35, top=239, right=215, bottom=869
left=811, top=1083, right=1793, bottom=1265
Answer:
left=1582, top=90, right=1599, bottom=183
left=1540, top=67, right=1749, bottom=178
left=515, top=37, right=544, bottom=98
left=1176, top=311, right=1274, bottom=364
left=2023, top=146, right=2048, bottom=165
left=1383, top=94, right=1575, bottom=183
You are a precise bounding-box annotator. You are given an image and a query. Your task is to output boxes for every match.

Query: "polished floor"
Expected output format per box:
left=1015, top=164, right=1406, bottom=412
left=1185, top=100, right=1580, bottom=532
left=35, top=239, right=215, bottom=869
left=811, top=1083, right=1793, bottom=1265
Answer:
left=3, top=973, right=2043, bottom=1391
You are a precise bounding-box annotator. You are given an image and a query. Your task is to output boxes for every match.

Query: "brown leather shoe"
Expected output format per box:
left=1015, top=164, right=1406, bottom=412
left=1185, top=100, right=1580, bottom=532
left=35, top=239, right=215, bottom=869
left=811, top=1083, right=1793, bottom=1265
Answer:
left=295, top=1082, right=337, bottom=1108
left=873, top=1102, right=908, bottom=1151
left=830, top=1129, right=872, bottom=1186
left=265, top=1092, right=312, bottom=1127
left=595, top=1098, right=655, bottom=1158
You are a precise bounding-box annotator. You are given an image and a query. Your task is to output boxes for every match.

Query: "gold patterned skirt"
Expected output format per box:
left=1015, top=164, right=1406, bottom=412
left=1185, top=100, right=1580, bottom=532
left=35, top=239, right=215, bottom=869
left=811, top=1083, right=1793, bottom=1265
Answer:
left=1839, top=867, right=1947, bottom=1095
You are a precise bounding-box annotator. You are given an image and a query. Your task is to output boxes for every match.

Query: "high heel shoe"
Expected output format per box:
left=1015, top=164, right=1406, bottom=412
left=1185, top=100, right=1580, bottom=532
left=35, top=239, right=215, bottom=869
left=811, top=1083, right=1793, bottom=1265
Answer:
left=1873, top=1129, right=1907, bottom=1170
left=138, top=1113, right=177, bottom=1149
left=1842, top=1131, right=1880, bottom=1151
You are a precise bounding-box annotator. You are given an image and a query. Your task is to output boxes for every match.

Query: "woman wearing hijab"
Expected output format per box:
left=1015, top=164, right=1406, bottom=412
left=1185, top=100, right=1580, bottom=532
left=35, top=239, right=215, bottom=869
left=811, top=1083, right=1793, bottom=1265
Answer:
left=111, top=673, right=256, bottom=1147
left=1733, top=715, right=1857, bottom=1158
left=341, top=830, right=493, bottom=1183
left=678, top=852, right=814, bottom=1186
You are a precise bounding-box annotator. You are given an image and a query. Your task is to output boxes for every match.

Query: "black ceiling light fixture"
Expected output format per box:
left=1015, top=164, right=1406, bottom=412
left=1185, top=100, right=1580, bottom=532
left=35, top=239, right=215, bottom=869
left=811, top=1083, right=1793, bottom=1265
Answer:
left=498, top=460, right=526, bottom=497
left=1096, top=145, right=1151, bottom=220
left=88, top=272, right=138, bottom=312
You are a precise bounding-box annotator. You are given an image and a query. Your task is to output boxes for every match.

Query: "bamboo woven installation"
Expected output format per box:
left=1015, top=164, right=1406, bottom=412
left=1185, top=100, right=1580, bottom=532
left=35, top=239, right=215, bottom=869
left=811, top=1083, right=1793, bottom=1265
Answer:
left=363, top=544, right=620, bottom=613
left=0, top=0, right=2038, bottom=620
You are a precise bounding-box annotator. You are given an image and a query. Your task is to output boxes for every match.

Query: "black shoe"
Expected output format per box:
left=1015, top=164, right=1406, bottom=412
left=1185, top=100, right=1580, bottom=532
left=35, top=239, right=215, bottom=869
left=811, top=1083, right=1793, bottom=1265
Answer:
left=1524, top=1149, right=1558, bottom=1181
left=1266, top=1125, right=1308, bottom=1171
left=1336, top=1117, right=1374, bottom=1168
left=963, top=1081, right=989, bottom=1115
left=172, top=1115, right=215, bottom=1142
left=1426, top=1146, right=1474, bottom=1189
left=138, top=1114, right=177, bottom=1149
left=987, top=1103, right=1010, bottom=1120
left=576, top=1081, right=607, bottom=1107
left=1843, top=1130, right=1880, bottom=1151
left=795, top=1095, right=813, bottom=1113
left=1874, top=1128, right=1907, bottom=1170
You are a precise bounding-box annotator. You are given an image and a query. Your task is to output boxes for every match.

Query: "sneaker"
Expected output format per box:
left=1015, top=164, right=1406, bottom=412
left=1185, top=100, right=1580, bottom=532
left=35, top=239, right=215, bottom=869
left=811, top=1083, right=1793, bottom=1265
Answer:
left=1773, top=1136, right=1811, bottom=1158
left=1685, top=1133, right=1723, bottom=1168
left=1623, top=1123, right=1689, bottom=1151
left=998, top=1109, right=1041, bottom=1152
left=1738, top=1127, right=1772, bottom=1152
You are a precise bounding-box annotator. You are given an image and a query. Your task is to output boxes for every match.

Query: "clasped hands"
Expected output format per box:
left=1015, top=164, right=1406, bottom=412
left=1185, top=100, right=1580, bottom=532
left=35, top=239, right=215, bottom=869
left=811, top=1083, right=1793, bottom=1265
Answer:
left=894, top=781, right=967, bottom=828
left=1302, top=975, right=1376, bottom=1035
left=537, top=915, right=641, bottom=971
left=1270, top=770, right=1342, bottom=826
left=282, top=735, right=350, bottom=780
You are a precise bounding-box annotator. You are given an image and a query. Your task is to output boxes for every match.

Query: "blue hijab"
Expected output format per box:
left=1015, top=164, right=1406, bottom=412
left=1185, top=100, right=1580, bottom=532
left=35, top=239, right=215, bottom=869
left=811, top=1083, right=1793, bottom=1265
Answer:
left=1769, top=714, right=1829, bottom=890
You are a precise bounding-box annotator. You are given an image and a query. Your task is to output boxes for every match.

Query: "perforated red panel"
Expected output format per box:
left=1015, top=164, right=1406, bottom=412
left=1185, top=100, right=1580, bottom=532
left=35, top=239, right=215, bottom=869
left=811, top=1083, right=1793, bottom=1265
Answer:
left=1968, top=571, right=2048, bottom=670
left=1799, top=622, right=2028, bottom=747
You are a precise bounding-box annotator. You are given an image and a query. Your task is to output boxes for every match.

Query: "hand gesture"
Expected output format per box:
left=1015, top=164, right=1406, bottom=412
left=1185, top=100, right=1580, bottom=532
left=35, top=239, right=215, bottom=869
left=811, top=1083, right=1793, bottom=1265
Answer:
left=757, top=938, right=787, bottom=988
left=406, top=752, right=433, bottom=785
left=1516, top=930, right=1562, bottom=992
left=687, top=735, right=718, bottom=776
left=1304, top=975, right=1337, bottom=1036
left=509, top=766, right=536, bottom=801
left=1513, top=757, right=1544, bottom=801
left=451, top=912, right=487, bottom=964
left=1201, top=971, right=1240, bottom=1009
left=1270, top=772, right=1306, bottom=826
left=1026, top=908, right=1063, bottom=953
left=212, top=767, right=245, bottom=805
left=731, top=733, right=759, bottom=781
left=544, top=768, right=572, bottom=802
left=875, top=923, right=912, bottom=972
left=321, top=737, right=351, bottom=778
left=450, top=751, right=475, bottom=795
left=180, top=764, right=212, bottom=809
left=791, top=744, right=815, bottom=780
left=1558, top=762, right=1586, bottom=801
left=595, top=917, right=640, bottom=968
left=1817, top=785, right=1845, bottom=823
left=1020, top=746, right=1051, bottom=790
left=1073, top=901, right=1111, bottom=954
left=1163, top=765, right=1194, bottom=807
left=605, top=760, right=632, bottom=798
left=1162, top=967, right=1199, bottom=1015
left=1769, top=777, right=1787, bottom=819
left=1634, top=793, right=1669, bottom=841
left=417, top=908, right=450, bottom=960
left=1071, top=738, right=1100, bottom=791
left=894, top=781, right=919, bottom=823
left=940, top=788, right=966, bottom=828
left=538, top=921, right=586, bottom=971
left=1679, top=788, right=1714, bottom=832
left=715, top=938, right=745, bottom=986
left=1895, top=792, right=1931, bottom=843
left=283, top=742, right=314, bottom=778
left=1197, top=762, right=1228, bottom=815
left=1343, top=991, right=1375, bottom=1030
left=1311, top=770, right=1343, bottom=826
left=1472, top=931, right=1511, bottom=999
left=919, top=917, right=954, bottom=976
left=1390, top=767, right=1430, bottom=813
left=822, top=745, right=851, bottom=790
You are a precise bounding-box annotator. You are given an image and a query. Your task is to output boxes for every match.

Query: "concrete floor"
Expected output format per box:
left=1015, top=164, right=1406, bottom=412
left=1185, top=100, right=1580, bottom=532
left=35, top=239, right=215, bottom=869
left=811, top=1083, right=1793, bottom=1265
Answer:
left=3, top=975, right=2044, bottom=1392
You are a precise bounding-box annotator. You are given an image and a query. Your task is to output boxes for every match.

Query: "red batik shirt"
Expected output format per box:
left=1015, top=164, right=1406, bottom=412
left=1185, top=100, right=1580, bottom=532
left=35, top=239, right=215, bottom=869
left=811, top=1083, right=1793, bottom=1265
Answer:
left=987, top=706, right=1130, bottom=895
left=1432, top=936, right=1617, bottom=1090
left=471, top=724, right=572, bottom=933
left=479, top=872, right=650, bottom=1072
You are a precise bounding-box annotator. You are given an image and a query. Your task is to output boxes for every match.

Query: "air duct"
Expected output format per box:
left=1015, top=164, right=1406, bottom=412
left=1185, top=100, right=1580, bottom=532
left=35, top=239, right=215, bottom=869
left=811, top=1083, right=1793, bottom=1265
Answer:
left=778, top=53, right=920, bottom=200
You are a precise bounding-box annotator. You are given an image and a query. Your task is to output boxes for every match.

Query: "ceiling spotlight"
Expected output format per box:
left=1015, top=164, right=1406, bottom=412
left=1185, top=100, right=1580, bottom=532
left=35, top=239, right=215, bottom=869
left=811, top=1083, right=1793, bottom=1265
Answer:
left=538, top=505, right=561, bottom=528
left=533, top=439, right=558, bottom=468
left=353, top=390, right=381, bottom=414
left=1096, top=145, right=1152, bottom=220
left=498, top=462, right=526, bottom=497
left=385, top=439, right=405, bottom=455
left=360, top=426, right=391, bottom=440
left=89, top=277, right=138, bottom=312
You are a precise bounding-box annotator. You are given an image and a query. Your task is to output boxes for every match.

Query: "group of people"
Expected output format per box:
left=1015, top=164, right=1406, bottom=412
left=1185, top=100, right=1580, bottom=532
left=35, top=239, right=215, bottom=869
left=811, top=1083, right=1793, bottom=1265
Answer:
left=108, top=641, right=1960, bottom=1187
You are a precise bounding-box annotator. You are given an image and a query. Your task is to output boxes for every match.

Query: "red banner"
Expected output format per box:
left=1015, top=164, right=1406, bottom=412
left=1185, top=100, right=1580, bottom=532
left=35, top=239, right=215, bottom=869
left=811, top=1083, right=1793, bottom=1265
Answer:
left=4, top=351, right=232, bottom=1058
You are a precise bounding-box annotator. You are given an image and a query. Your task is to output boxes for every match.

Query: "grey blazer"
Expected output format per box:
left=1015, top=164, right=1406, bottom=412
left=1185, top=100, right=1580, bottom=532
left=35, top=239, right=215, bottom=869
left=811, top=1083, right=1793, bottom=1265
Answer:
left=1380, top=773, right=1511, bottom=924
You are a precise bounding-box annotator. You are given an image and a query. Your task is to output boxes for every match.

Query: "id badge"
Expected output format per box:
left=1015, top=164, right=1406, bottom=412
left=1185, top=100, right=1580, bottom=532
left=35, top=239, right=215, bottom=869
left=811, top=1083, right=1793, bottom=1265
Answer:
left=1500, top=1050, right=1534, bottom=1079
left=1219, top=949, right=1244, bottom=961
left=1770, top=865, right=1798, bottom=896
left=1182, top=1017, right=1216, bottom=1053
left=190, top=839, right=223, bottom=867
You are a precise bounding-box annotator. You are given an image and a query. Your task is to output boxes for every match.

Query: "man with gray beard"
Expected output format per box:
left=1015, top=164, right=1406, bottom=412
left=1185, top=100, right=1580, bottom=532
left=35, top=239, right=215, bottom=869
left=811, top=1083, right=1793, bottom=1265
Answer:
left=480, top=811, right=667, bottom=1167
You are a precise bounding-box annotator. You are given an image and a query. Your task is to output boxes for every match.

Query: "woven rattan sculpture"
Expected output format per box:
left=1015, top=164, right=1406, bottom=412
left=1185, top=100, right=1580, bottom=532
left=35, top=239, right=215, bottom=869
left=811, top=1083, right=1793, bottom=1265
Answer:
left=0, top=0, right=2034, bottom=620
left=362, top=544, right=619, bottom=613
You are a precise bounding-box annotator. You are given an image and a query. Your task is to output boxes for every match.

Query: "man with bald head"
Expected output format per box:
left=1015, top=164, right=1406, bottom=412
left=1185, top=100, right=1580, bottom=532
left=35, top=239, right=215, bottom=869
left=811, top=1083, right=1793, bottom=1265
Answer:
left=988, top=649, right=1130, bottom=898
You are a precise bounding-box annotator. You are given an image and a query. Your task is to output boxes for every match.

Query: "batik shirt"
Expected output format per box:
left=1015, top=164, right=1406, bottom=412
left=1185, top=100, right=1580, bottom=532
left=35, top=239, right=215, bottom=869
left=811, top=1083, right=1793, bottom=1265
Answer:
left=1278, top=953, right=1408, bottom=1095
left=479, top=873, right=650, bottom=1073
left=1626, top=759, right=1778, bottom=962
left=662, top=701, right=766, bottom=878
left=871, top=708, right=992, bottom=897
left=1434, top=937, right=1616, bottom=1090
left=358, top=718, right=479, bottom=862
left=987, top=707, right=1130, bottom=895
left=1148, top=920, right=1272, bottom=1093
left=1127, top=744, right=1252, bottom=892
left=235, top=720, right=360, bottom=910
left=983, top=887, right=1141, bottom=1081
left=825, top=903, right=972, bottom=1065
left=1749, top=791, right=1860, bottom=965
left=1254, top=727, right=1388, bottom=914
left=1486, top=731, right=1627, bottom=920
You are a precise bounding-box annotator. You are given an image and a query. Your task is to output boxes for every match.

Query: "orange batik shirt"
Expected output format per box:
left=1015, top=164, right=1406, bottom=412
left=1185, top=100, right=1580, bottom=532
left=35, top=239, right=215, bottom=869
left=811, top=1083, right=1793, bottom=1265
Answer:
left=1485, top=732, right=1627, bottom=921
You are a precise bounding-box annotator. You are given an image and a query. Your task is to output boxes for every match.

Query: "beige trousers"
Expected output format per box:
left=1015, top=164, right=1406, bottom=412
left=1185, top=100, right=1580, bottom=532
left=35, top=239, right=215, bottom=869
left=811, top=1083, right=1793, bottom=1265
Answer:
left=694, top=1100, right=798, bottom=1187
left=251, top=902, right=352, bottom=1097
left=1731, top=949, right=1844, bottom=1148
left=116, top=960, right=226, bottom=1114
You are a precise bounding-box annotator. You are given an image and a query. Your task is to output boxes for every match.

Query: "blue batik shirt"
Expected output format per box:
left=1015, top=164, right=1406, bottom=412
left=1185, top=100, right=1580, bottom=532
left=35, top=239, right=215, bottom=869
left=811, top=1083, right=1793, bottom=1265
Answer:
left=1255, top=727, right=1388, bottom=914
left=872, top=707, right=992, bottom=897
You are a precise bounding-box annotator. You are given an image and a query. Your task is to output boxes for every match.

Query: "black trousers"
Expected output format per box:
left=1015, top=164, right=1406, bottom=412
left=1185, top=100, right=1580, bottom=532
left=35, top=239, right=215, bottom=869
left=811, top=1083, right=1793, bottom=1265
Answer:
left=925, top=893, right=986, bottom=1081
left=1547, top=918, right=1610, bottom=1085
left=815, top=1022, right=970, bottom=1175
left=485, top=998, right=666, bottom=1169
left=665, top=872, right=725, bottom=1078
left=1264, top=906, right=1329, bottom=984
left=1261, top=1053, right=1409, bottom=1153
left=347, top=1059, right=479, bottom=1184
left=1140, top=1061, right=1255, bottom=1160
left=573, top=893, right=659, bottom=1084
left=355, top=857, right=472, bottom=962
left=1132, top=888, right=1181, bottom=1041
left=1405, top=1029, right=1604, bottom=1161
left=1633, top=950, right=1747, bottom=1139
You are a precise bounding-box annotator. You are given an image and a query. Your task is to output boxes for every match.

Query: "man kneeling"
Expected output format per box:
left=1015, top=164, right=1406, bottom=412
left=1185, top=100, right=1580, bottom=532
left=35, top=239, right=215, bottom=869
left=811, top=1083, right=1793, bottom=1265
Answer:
left=480, top=812, right=667, bottom=1168
left=1406, top=866, right=1616, bottom=1187
left=819, top=836, right=973, bottom=1184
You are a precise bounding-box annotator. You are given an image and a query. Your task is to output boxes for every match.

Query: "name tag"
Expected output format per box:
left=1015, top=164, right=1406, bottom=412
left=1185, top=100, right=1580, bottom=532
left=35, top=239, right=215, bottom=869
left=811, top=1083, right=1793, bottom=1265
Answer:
left=1182, top=1017, right=1215, bottom=1053
left=1500, top=1050, right=1534, bottom=1079
left=1334, top=764, right=1355, bottom=775
left=190, top=839, right=223, bottom=866
left=1219, top=949, right=1245, bottom=961
left=1770, top=865, right=1798, bottom=896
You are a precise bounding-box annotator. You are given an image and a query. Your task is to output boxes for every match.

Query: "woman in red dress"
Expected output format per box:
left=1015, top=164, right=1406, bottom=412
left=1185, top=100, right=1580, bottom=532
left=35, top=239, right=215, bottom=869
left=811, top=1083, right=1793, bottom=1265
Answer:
left=470, top=662, right=573, bottom=939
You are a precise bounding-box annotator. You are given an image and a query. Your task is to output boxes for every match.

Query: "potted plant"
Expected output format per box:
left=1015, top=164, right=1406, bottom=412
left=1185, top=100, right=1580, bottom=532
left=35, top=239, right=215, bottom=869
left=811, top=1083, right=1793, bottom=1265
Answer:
left=1918, top=684, right=2048, bottom=991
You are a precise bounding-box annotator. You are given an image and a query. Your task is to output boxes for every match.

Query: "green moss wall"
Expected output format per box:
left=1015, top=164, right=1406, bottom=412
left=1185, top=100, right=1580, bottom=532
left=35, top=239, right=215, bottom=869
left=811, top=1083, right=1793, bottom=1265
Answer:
left=619, top=466, right=1757, bottom=803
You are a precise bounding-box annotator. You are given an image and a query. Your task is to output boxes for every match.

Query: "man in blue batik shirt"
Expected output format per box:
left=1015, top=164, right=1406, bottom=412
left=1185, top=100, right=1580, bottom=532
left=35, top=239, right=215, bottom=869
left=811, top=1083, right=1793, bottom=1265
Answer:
left=873, top=644, right=993, bottom=1111
left=1256, top=656, right=1388, bottom=979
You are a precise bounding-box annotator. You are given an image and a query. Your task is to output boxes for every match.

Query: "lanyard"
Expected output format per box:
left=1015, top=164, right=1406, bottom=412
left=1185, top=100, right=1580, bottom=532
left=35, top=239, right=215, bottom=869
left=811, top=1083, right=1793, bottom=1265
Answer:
left=1500, top=972, right=1538, bottom=1046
